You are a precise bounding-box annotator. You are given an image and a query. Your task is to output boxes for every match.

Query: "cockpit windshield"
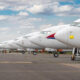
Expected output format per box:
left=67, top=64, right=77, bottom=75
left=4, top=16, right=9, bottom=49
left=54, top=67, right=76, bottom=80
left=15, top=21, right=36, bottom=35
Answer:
left=23, top=35, right=30, bottom=38
left=41, top=31, right=51, bottom=34
left=71, top=22, right=80, bottom=27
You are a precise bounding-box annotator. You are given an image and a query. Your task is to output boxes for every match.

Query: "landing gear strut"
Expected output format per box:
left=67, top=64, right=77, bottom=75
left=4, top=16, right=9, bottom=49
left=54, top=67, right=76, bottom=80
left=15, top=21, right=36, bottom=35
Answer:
left=71, top=48, right=80, bottom=60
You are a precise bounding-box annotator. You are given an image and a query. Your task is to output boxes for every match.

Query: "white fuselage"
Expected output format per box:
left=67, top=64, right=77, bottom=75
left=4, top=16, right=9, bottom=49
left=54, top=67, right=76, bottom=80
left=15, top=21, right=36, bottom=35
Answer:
left=0, top=43, right=10, bottom=49
left=16, top=32, right=44, bottom=49
left=1, top=40, right=22, bottom=49
left=7, top=40, right=22, bottom=49
left=16, top=37, right=43, bottom=49
left=29, top=25, right=72, bottom=49
left=55, top=26, right=80, bottom=48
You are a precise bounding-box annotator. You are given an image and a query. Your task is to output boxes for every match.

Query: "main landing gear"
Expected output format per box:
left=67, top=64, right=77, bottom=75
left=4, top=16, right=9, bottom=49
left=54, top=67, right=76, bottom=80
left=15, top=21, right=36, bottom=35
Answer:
left=71, top=48, right=80, bottom=60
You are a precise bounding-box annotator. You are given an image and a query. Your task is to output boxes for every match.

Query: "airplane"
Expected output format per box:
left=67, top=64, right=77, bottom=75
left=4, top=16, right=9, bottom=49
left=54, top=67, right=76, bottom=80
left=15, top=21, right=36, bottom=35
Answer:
left=0, top=41, right=13, bottom=49
left=28, top=24, right=72, bottom=57
left=6, top=40, right=22, bottom=49
left=55, top=19, right=80, bottom=60
left=15, top=32, right=45, bottom=54
left=0, top=40, right=24, bottom=53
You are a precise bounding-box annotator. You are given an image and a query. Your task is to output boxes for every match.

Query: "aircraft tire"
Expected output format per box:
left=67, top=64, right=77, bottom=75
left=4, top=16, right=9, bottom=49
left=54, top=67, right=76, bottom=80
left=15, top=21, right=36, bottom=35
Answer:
left=22, top=51, right=25, bottom=54
left=53, top=52, right=59, bottom=57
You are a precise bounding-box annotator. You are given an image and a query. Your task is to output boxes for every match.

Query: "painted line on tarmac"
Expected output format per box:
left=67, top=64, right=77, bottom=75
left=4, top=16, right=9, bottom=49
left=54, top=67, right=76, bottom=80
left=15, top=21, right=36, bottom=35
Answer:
left=0, top=61, right=32, bottom=64
left=0, top=70, right=80, bottom=72
left=61, top=63, right=80, bottom=69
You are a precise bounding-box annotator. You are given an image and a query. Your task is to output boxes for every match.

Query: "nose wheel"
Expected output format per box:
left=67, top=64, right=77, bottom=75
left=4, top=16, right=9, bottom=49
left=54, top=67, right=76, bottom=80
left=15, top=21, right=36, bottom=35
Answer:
left=53, top=52, right=59, bottom=57
left=21, top=51, right=25, bottom=54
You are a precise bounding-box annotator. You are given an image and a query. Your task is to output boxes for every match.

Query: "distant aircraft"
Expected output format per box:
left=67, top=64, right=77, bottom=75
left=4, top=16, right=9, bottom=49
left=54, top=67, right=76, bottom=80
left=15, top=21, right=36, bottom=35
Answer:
left=28, top=24, right=72, bottom=57
left=6, top=40, right=22, bottom=49
left=0, top=40, right=23, bottom=50
left=15, top=32, right=45, bottom=53
left=0, top=43, right=10, bottom=49
left=0, top=40, right=25, bottom=53
left=0, top=41, right=13, bottom=49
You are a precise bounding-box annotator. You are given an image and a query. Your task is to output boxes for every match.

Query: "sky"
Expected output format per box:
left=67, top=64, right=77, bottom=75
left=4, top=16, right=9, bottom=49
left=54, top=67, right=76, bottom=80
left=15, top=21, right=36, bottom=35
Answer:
left=0, top=0, right=80, bottom=42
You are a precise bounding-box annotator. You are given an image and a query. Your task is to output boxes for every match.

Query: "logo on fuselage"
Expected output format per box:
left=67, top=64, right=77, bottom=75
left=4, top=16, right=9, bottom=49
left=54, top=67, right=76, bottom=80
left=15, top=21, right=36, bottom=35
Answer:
left=47, top=33, right=56, bottom=39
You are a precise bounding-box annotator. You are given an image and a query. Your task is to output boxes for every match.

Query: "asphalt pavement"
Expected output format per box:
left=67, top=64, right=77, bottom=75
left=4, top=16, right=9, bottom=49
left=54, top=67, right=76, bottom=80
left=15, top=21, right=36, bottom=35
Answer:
left=0, top=53, right=80, bottom=80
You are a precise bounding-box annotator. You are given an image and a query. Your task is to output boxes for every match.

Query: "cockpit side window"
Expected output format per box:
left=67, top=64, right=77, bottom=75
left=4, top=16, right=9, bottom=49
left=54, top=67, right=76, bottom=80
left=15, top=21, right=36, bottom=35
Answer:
left=71, top=22, right=80, bottom=27
left=41, top=31, right=51, bottom=34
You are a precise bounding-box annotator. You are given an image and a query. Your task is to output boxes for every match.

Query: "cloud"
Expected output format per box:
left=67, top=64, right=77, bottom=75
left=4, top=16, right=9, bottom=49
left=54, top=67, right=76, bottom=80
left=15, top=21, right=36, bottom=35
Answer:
left=0, top=14, right=44, bottom=42
left=18, top=11, right=29, bottom=16
left=28, top=5, right=45, bottom=14
left=27, top=18, right=42, bottom=22
left=53, top=5, right=72, bottom=13
left=0, top=0, right=79, bottom=16
left=0, top=6, right=5, bottom=10
left=27, top=3, right=54, bottom=14
left=10, top=6, right=27, bottom=11
left=0, top=15, right=8, bottom=20
left=0, top=27, right=9, bottom=31
left=27, top=1, right=80, bottom=16
left=52, top=2, right=80, bottom=16
left=40, top=24, right=53, bottom=30
left=57, top=21, right=65, bottom=25
left=0, top=0, right=73, bottom=11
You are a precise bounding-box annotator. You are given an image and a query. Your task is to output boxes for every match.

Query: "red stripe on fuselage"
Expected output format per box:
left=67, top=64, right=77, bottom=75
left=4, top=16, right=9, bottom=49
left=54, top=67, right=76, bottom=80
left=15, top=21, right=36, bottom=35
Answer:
left=47, top=33, right=56, bottom=39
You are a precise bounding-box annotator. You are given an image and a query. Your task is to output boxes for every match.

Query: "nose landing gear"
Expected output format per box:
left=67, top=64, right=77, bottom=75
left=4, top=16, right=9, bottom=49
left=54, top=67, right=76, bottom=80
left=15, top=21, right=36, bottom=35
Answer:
left=53, top=52, right=59, bottom=57
left=53, top=49, right=63, bottom=57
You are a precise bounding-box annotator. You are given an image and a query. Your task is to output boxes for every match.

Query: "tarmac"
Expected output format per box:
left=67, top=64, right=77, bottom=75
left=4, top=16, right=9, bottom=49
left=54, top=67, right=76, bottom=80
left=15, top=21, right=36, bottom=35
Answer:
left=0, top=53, right=80, bottom=80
